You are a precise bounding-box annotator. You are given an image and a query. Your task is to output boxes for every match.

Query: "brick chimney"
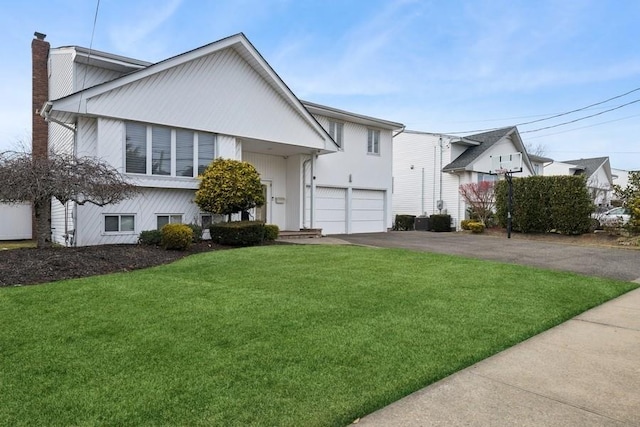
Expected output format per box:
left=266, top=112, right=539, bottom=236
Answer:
left=32, top=32, right=49, bottom=159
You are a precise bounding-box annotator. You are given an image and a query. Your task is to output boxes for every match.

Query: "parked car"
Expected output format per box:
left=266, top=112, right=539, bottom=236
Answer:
left=592, top=207, right=631, bottom=229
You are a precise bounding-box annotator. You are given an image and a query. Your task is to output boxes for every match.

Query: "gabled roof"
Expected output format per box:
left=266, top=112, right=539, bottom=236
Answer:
left=559, top=157, right=611, bottom=181
left=443, top=127, right=516, bottom=172
left=43, top=33, right=338, bottom=154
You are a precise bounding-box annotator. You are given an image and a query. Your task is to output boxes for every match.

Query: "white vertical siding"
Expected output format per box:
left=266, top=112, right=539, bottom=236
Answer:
left=242, top=151, right=287, bottom=228
left=285, top=155, right=304, bottom=231
left=312, top=114, right=394, bottom=232
left=393, top=132, right=443, bottom=217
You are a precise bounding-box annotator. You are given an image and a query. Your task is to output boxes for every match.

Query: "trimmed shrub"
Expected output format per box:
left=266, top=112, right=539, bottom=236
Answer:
left=187, top=223, right=203, bottom=243
left=468, top=221, right=485, bottom=233
left=264, top=224, right=279, bottom=241
left=496, top=175, right=592, bottom=235
left=210, top=221, right=266, bottom=247
left=394, top=214, right=416, bottom=231
left=460, top=219, right=473, bottom=230
left=160, top=223, right=193, bottom=251
left=429, top=214, right=451, bottom=232
left=138, top=229, right=162, bottom=246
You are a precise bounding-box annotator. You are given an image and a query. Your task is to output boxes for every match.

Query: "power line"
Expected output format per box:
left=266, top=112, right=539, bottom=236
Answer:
left=526, top=113, right=640, bottom=139
left=438, top=85, right=640, bottom=135
left=77, top=0, right=101, bottom=113
left=520, top=98, right=640, bottom=133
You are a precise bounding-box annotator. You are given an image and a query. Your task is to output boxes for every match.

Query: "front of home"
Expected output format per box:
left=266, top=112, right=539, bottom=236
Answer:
left=33, top=33, right=402, bottom=246
left=393, top=127, right=537, bottom=229
left=544, top=157, right=614, bottom=207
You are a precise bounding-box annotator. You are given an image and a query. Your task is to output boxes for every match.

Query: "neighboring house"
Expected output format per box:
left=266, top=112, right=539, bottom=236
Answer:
left=393, top=126, right=536, bottom=228
left=0, top=203, right=32, bottom=240
left=33, top=32, right=403, bottom=246
left=544, top=157, right=614, bottom=206
left=528, top=154, right=554, bottom=176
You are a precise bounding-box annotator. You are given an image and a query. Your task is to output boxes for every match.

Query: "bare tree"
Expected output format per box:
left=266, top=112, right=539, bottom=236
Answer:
left=0, top=151, right=138, bottom=248
left=459, top=181, right=496, bottom=225
left=524, top=142, right=547, bottom=157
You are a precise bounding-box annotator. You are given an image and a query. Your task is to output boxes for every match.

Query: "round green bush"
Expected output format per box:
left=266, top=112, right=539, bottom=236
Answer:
left=161, top=223, right=193, bottom=251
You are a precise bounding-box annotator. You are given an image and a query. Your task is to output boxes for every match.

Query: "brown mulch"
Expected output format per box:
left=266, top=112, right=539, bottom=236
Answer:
left=0, top=242, right=227, bottom=287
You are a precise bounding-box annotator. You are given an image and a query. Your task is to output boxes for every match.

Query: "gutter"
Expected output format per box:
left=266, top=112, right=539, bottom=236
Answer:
left=39, top=101, right=77, bottom=133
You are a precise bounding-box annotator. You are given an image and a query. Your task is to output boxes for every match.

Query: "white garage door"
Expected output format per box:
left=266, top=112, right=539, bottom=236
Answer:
left=351, top=189, right=385, bottom=233
left=314, top=186, right=347, bottom=235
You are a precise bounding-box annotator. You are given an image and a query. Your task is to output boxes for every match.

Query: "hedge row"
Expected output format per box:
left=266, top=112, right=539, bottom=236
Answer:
left=495, top=175, right=593, bottom=234
left=210, top=221, right=279, bottom=246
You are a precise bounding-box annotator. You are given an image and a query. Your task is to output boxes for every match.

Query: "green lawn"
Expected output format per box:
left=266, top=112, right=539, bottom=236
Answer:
left=0, top=245, right=635, bottom=426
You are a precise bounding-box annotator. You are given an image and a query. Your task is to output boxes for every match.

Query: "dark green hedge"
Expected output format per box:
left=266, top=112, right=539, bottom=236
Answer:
left=429, top=214, right=451, bottom=232
left=496, top=175, right=593, bottom=235
left=210, top=221, right=266, bottom=246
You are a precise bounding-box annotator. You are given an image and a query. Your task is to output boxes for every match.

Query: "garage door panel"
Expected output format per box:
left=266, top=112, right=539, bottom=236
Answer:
left=315, top=187, right=346, bottom=234
left=352, top=189, right=385, bottom=233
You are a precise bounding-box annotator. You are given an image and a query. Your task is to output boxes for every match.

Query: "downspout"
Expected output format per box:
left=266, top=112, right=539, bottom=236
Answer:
left=439, top=136, right=443, bottom=213
left=302, top=157, right=311, bottom=229
left=310, top=152, right=317, bottom=229
left=392, top=125, right=406, bottom=138
left=433, top=146, right=437, bottom=214
left=421, top=167, right=425, bottom=215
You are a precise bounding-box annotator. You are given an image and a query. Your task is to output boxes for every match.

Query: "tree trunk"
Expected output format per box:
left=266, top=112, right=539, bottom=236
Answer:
left=33, top=198, right=52, bottom=248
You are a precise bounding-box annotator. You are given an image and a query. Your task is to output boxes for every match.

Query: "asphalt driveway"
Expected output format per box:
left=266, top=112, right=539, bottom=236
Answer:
left=335, top=231, right=640, bottom=282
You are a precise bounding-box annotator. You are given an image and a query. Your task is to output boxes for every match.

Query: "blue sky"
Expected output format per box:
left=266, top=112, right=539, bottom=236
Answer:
left=1, top=0, right=639, bottom=170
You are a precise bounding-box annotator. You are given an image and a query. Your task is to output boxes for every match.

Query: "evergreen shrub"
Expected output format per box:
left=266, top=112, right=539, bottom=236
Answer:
left=160, top=223, right=193, bottom=251
left=138, top=230, right=162, bottom=246
left=264, top=224, right=279, bottom=241
left=210, top=221, right=266, bottom=246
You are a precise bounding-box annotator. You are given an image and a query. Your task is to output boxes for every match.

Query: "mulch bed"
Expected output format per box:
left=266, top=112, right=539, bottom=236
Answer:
left=0, top=242, right=228, bottom=287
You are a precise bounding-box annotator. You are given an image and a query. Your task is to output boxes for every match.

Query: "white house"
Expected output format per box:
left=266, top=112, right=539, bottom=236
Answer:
left=0, top=203, right=32, bottom=240
left=393, top=127, right=536, bottom=228
left=544, top=157, right=614, bottom=206
left=33, top=32, right=403, bottom=246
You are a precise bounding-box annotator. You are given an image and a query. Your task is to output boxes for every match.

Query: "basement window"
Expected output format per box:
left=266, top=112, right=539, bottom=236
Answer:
left=104, top=215, right=135, bottom=233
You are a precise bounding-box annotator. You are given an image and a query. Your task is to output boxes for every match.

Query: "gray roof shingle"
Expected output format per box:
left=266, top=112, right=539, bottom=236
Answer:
left=559, top=157, right=609, bottom=179
left=443, top=127, right=515, bottom=172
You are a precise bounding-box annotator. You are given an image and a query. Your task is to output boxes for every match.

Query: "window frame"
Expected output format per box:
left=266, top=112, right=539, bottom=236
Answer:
left=156, top=214, right=183, bottom=230
left=124, top=121, right=216, bottom=177
left=328, top=121, right=344, bottom=148
left=367, top=129, right=380, bottom=155
left=103, top=214, right=136, bottom=234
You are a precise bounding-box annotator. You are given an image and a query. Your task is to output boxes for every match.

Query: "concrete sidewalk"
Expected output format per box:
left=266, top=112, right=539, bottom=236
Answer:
left=355, top=287, right=640, bottom=426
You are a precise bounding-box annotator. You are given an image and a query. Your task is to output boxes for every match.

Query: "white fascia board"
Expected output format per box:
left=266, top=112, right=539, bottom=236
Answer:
left=47, top=34, right=334, bottom=150
left=303, top=101, right=404, bottom=131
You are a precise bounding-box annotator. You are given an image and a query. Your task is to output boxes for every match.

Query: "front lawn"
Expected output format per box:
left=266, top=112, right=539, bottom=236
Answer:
left=0, top=245, right=635, bottom=426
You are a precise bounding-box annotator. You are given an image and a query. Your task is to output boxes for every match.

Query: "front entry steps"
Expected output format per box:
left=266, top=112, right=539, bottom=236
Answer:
left=278, top=229, right=322, bottom=239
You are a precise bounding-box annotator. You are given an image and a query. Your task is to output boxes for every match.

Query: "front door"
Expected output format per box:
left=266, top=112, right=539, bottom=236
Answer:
left=255, top=182, right=271, bottom=223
